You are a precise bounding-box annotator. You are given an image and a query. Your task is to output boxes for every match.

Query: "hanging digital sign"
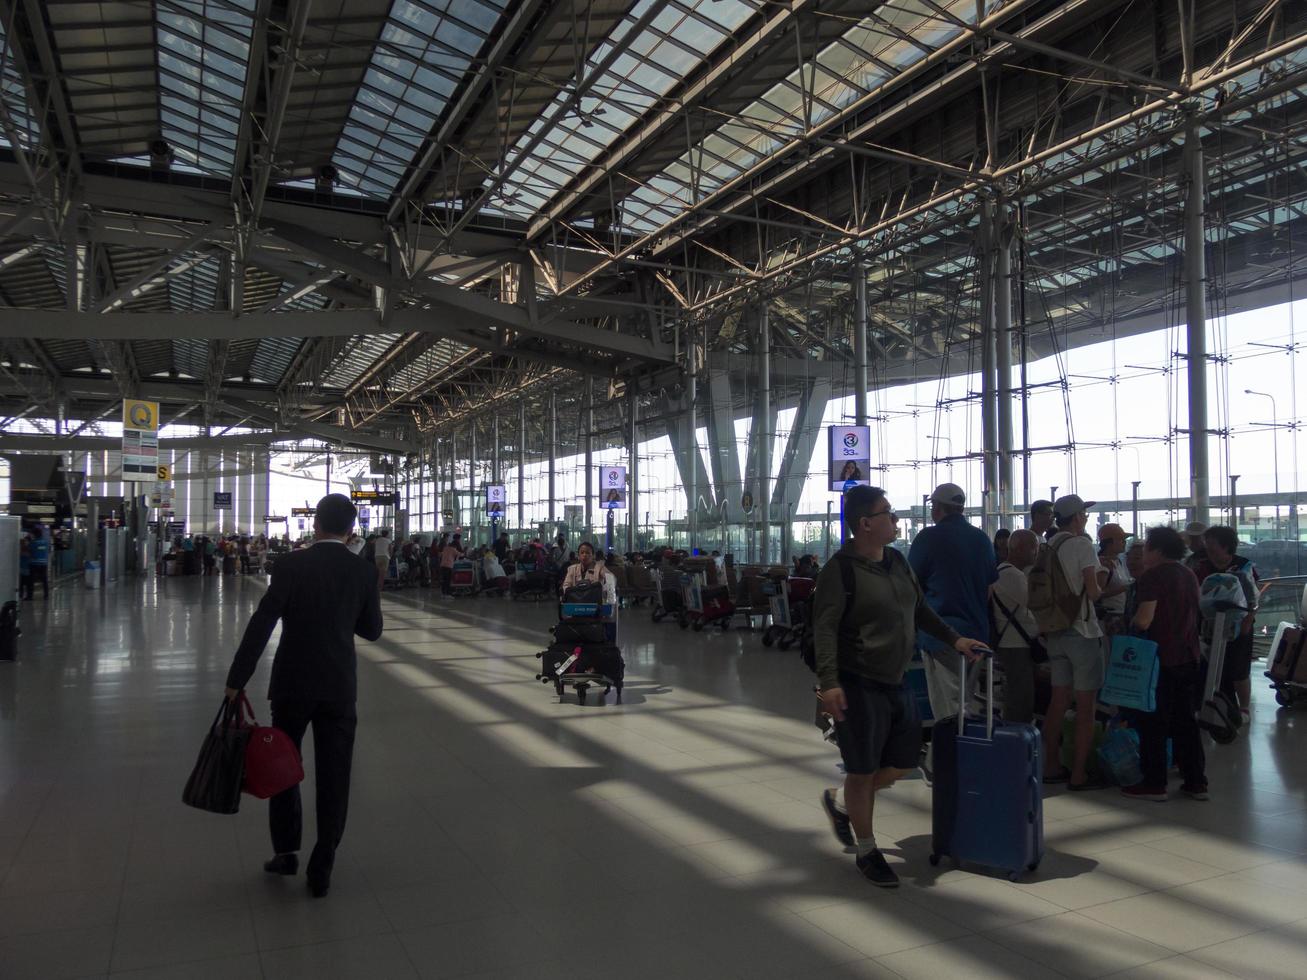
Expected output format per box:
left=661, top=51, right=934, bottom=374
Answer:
left=828, top=425, right=872, bottom=492
left=485, top=484, right=506, bottom=516
left=599, top=465, right=627, bottom=510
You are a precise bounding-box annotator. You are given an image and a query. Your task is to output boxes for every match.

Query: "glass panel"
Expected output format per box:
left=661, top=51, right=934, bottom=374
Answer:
left=611, top=0, right=977, bottom=234
left=154, top=0, right=257, bottom=177
left=329, top=0, right=509, bottom=199
left=486, top=0, right=758, bottom=217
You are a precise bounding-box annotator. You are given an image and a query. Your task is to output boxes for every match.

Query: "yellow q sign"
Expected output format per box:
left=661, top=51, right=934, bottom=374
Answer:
left=122, top=399, right=159, bottom=432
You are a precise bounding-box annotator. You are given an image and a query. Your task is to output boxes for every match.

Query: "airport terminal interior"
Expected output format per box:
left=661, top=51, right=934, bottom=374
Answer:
left=2, top=0, right=1307, bottom=977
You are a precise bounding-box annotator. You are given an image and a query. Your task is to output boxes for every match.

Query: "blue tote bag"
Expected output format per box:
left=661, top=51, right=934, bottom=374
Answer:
left=1101, top=634, right=1161, bottom=712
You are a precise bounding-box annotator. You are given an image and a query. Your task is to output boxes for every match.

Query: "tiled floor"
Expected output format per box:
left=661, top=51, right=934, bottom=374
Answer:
left=1, top=575, right=1305, bottom=979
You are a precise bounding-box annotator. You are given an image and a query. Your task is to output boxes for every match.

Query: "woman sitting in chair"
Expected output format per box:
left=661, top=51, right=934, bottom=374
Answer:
left=561, top=542, right=615, bottom=604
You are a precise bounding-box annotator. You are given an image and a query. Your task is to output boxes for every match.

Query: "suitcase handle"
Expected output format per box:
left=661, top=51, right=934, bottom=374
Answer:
left=957, top=647, right=996, bottom=740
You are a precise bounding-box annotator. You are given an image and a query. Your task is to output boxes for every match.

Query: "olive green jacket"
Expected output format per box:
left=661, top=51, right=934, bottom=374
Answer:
left=812, top=543, right=960, bottom=690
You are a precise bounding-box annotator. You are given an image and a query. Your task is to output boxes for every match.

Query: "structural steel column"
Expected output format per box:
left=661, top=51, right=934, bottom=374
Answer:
left=996, top=211, right=1015, bottom=526
left=492, top=415, right=500, bottom=486
left=628, top=389, right=639, bottom=553
left=1184, top=126, right=1210, bottom=525
left=759, top=307, right=771, bottom=563
left=517, top=398, right=526, bottom=531
left=979, top=200, right=998, bottom=532
left=470, top=421, right=478, bottom=542
left=548, top=391, right=557, bottom=525
left=584, top=377, right=594, bottom=535
left=432, top=438, right=440, bottom=527
left=854, top=262, right=868, bottom=426
left=687, top=329, right=698, bottom=546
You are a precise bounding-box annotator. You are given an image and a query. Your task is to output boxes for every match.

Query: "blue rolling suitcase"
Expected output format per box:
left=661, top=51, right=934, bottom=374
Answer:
left=930, top=653, right=1044, bottom=881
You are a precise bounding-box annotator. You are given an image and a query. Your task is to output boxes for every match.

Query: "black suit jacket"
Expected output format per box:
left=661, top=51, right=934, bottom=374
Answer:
left=226, top=540, right=383, bottom=702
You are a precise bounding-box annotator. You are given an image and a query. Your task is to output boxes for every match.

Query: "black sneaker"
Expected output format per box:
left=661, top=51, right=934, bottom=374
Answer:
left=855, top=849, right=900, bottom=888
left=821, top=790, right=855, bottom=848
left=263, top=853, right=298, bottom=875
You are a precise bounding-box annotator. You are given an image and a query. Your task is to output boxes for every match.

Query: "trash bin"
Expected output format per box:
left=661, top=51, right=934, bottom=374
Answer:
left=85, top=560, right=102, bottom=589
left=0, top=600, right=18, bottom=661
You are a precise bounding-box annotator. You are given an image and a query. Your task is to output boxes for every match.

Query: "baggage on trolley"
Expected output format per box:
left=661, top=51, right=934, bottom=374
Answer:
left=449, top=558, right=478, bottom=596
left=652, top=579, right=686, bottom=625
left=1198, top=573, right=1247, bottom=744
left=535, top=584, right=624, bottom=704
left=512, top=561, right=553, bottom=601
left=762, top=577, right=814, bottom=649
left=930, top=650, right=1043, bottom=882
left=1266, top=621, right=1307, bottom=707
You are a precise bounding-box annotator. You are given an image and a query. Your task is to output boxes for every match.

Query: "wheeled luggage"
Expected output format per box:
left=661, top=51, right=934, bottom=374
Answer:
left=535, top=595, right=624, bottom=704
left=683, top=583, right=735, bottom=632
left=1266, top=624, right=1307, bottom=706
left=552, top=621, right=608, bottom=645
left=930, top=652, right=1043, bottom=881
left=652, top=585, right=685, bottom=624
left=513, top=568, right=554, bottom=600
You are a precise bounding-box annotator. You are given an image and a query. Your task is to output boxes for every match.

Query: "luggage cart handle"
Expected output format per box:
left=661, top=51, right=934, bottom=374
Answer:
left=957, top=647, right=996, bottom=740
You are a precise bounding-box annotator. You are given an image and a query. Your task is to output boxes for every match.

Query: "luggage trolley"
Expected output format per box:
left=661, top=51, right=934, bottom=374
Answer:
left=1197, top=572, right=1249, bottom=744
left=449, top=558, right=479, bottom=596
left=679, top=558, right=735, bottom=632
left=761, top=576, right=814, bottom=649
left=1264, top=582, right=1307, bottom=707
left=535, top=588, right=624, bottom=705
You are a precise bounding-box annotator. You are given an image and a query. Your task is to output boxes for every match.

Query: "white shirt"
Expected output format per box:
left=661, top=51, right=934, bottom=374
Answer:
left=373, top=536, right=391, bottom=560
left=992, top=562, right=1038, bottom=648
left=483, top=555, right=506, bottom=579
left=1097, top=554, right=1132, bottom=615
left=1054, top=532, right=1103, bottom=638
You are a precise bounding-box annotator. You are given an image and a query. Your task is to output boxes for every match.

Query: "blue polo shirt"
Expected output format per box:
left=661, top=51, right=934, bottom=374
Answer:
left=908, top=513, right=998, bottom=653
left=28, top=535, right=49, bottom=564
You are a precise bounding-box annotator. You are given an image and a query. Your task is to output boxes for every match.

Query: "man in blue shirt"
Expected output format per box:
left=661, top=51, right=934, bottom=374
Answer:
left=908, top=483, right=997, bottom=721
left=27, top=526, right=50, bottom=600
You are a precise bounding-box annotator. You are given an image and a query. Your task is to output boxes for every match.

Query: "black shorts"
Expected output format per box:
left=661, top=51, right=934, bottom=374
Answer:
left=1222, top=632, right=1254, bottom=685
left=833, top=671, right=922, bottom=775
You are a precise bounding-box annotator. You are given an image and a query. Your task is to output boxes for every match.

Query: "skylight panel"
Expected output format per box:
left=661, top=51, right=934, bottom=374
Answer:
left=155, top=0, right=257, bottom=176
left=488, top=0, right=758, bottom=217
left=330, top=0, right=508, bottom=199
left=0, top=18, right=40, bottom=151
left=617, top=0, right=977, bottom=236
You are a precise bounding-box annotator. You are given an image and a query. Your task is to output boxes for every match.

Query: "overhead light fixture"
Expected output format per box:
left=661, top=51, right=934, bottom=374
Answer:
left=149, top=138, right=174, bottom=171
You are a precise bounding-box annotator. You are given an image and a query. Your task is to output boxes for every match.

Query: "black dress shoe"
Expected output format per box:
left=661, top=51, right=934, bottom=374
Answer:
left=307, top=876, right=330, bottom=898
left=263, top=853, right=298, bottom=875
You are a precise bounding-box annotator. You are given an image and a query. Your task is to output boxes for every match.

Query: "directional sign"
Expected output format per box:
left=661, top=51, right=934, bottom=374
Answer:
left=121, top=399, right=160, bottom=482
left=156, top=464, right=170, bottom=481
left=213, top=491, right=233, bottom=511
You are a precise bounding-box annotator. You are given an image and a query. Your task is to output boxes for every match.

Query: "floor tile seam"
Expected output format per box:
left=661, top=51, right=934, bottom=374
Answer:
left=864, top=928, right=1075, bottom=976
left=1180, top=916, right=1305, bottom=962
left=1145, top=832, right=1307, bottom=865
left=1078, top=837, right=1237, bottom=874
left=251, top=919, right=400, bottom=954
left=978, top=910, right=1185, bottom=972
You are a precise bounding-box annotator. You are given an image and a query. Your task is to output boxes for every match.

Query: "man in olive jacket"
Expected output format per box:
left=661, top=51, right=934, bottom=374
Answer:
left=815, top=485, right=989, bottom=888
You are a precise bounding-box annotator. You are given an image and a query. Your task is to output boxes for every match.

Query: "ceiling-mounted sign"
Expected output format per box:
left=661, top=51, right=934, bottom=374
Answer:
left=350, top=489, right=400, bottom=507
left=213, top=491, right=232, bottom=511
left=290, top=506, right=316, bottom=517
left=485, top=484, right=506, bottom=515
left=828, top=425, right=871, bottom=492
left=599, top=465, right=627, bottom=510
left=121, top=399, right=160, bottom=482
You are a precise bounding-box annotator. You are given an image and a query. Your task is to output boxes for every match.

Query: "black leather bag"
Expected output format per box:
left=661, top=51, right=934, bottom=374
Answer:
left=563, top=581, right=604, bottom=605
left=182, top=699, right=251, bottom=814
left=553, top=621, right=608, bottom=645
left=538, top=643, right=625, bottom=683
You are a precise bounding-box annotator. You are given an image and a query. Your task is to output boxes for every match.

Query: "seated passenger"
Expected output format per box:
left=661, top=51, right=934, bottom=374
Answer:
left=482, top=551, right=510, bottom=595
left=561, top=542, right=614, bottom=604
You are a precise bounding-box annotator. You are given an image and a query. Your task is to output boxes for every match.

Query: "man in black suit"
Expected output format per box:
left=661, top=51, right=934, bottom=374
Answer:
left=225, top=493, right=383, bottom=897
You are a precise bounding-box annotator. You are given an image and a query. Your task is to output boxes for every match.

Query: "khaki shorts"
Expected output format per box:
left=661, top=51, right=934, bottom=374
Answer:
left=1047, top=631, right=1105, bottom=692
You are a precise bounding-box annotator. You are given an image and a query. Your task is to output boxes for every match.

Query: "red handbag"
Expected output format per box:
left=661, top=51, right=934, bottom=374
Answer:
left=238, top=695, right=304, bottom=799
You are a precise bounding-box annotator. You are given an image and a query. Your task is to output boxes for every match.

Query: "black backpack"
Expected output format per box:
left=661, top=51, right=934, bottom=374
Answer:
left=800, top=555, right=856, bottom=672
